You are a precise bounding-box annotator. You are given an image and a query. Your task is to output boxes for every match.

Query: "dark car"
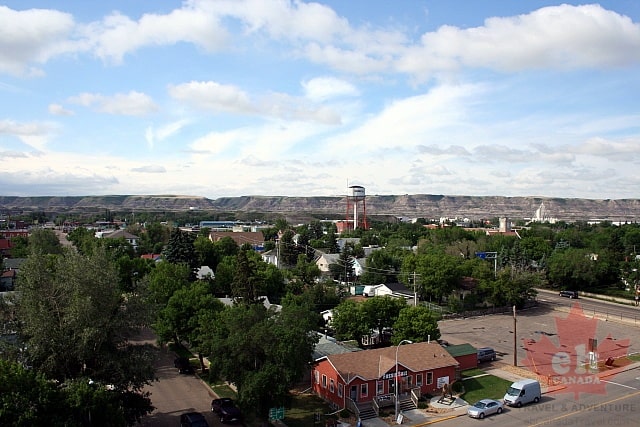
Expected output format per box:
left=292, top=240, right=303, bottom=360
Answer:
left=211, top=398, right=243, bottom=423
left=559, top=290, right=579, bottom=299
left=180, top=412, right=209, bottom=427
left=477, top=347, right=497, bottom=363
left=174, top=357, right=195, bottom=374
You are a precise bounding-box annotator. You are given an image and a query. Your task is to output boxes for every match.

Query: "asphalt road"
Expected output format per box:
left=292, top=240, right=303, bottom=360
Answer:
left=440, top=367, right=640, bottom=427
left=135, top=329, right=219, bottom=427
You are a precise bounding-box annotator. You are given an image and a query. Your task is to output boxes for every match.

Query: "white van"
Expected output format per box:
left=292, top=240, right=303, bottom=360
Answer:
left=503, top=379, right=541, bottom=407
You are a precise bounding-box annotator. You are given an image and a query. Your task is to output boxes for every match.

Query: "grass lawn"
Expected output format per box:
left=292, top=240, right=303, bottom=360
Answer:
left=280, top=393, right=339, bottom=427
left=459, top=370, right=512, bottom=404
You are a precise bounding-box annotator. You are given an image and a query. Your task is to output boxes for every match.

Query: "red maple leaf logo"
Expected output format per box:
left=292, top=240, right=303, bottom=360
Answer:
left=521, top=303, right=630, bottom=400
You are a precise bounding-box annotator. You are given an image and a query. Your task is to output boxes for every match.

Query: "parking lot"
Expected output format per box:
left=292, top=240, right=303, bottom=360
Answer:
left=438, top=298, right=640, bottom=367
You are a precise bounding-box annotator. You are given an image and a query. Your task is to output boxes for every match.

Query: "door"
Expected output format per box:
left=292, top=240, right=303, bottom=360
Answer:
left=350, top=385, right=358, bottom=402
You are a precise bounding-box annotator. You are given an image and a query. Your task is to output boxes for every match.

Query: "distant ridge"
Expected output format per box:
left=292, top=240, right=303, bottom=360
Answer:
left=1, top=194, right=640, bottom=222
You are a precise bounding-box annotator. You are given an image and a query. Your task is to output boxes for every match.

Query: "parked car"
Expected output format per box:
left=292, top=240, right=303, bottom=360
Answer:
left=559, top=290, right=579, bottom=299
left=174, top=357, right=194, bottom=374
left=211, top=398, right=243, bottom=423
left=477, top=347, right=497, bottom=363
left=180, top=412, right=209, bottom=427
left=467, top=399, right=504, bottom=419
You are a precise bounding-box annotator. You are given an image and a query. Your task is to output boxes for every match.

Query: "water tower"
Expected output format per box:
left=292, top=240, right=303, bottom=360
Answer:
left=346, top=185, right=368, bottom=230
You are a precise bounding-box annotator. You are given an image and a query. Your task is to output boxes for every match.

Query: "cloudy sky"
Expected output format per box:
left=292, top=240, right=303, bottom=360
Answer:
left=1, top=1, right=639, bottom=199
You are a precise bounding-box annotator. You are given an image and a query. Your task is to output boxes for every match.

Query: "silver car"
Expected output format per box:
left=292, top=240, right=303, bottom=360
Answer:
left=467, top=399, right=504, bottom=419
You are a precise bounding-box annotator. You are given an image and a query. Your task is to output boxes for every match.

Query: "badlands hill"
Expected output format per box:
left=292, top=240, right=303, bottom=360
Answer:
left=1, top=194, right=640, bottom=223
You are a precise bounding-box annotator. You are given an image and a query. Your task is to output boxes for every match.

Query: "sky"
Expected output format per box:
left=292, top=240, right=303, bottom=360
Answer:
left=1, top=1, right=640, bottom=200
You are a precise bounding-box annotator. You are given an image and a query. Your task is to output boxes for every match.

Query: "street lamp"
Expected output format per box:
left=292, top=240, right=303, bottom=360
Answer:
left=395, top=339, right=413, bottom=422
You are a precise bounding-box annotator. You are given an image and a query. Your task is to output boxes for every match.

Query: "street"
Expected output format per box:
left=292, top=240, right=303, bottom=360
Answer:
left=134, top=329, right=219, bottom=427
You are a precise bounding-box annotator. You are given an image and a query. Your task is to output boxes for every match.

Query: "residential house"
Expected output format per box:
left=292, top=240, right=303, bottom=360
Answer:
left=209, top=231, right=264, bottom=250
left=99, top=229, right=140, bottom=250
left=316, top=253, right=340, bottom=275
left=311, top=341, right=459, bottom=414
left=1, top=269, right=16, bottom=292
left=365, top=283, right=414, bottom=301
left=261, top=248, right=278, bottom=268
left=1, top=258, right=26, bottom=292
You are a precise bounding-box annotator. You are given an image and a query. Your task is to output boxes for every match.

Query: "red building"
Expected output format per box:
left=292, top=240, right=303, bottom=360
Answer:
left=445, top=344, right=478, bottom=371
left=311, top=342, right=459, bottom=414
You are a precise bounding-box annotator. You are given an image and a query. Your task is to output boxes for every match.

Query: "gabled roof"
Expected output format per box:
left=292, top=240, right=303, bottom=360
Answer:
left=321, top=341, right=458, bottom=383
left=104, top=230, right=139, bottom=240
left=383, top=282, right=412, bottom=294
left=313, top=333, right=361, bottom=360
left=3, top=258, right=26, bottom=270
left=445, top=343, right=477, bottom=357
left=209, top=231, right=264, bottom=246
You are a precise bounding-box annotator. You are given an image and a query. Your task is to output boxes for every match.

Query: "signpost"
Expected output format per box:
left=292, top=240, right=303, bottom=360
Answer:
left=269, top=407, right=285, bottom=421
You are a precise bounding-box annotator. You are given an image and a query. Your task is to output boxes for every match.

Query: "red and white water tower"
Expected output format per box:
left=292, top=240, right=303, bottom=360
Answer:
left=346, top=185, right=368, bottom=231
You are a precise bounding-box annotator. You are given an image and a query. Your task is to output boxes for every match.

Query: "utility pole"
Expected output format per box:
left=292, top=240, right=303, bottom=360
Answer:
left=413, top=271, right=417, bottom=306
left=513, top=305, right=517, bottom=367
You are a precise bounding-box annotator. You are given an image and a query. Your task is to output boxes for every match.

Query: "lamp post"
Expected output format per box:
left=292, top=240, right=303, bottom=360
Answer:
left=395, top=339, right=413, bottom=422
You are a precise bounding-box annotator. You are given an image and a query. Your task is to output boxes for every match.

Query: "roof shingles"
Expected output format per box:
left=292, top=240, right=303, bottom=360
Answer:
left=325, top=342, right=458, bottom=383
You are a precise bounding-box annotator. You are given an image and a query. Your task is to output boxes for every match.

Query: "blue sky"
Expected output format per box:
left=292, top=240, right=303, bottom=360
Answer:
left=1, top=1, right=639, bottom=199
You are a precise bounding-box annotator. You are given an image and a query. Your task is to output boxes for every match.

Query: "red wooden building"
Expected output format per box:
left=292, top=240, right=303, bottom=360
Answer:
left=311, top=342, right=459, bottom=412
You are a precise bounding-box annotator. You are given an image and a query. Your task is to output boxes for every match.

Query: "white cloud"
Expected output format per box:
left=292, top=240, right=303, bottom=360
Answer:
left=0, top=6, right=78, bottom=76
left=398, top=4, right=640, bottom=81
left=48, top=103, right=74, bottom=116
left=302, top=76, right=359, bottom=101
left=67, top=91, right=157, bottom=115
left=0, top=119, right=54, bottom=151
left=131, top=165, right=166, bottom=173
left=168, top=81, right=255, bottom=114
left=84, top=5, right=229, bottom=64
left=169, top=80, right=342, bottom=124
left=145, top=119, right=190, bottom=148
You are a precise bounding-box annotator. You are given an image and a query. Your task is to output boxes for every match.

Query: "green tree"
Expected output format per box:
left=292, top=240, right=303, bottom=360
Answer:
left=361, top=296, right=406, bottom=341
left=0, top=359, right=61, bottom=426
left=13, top=247, right=155, bottom=424
left=154, top=281, right=225, bottom=369
left=28, top=228, right=63, bottom=255
left=144, top=261, right=191, bottom=305
left=330, top=299, right=369, bottom=342
left=163, top=228, right=198, bottom=276
left=205, top=302, right=318, bottom=422
left=404, top=252, right=463, bottom=303
left=392, top=306, right=441, bottom=344
left=67, top=226, right=99, bottom=255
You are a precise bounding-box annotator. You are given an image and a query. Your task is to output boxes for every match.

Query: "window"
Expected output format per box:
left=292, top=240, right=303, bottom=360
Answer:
left=416, top=373, right=423, bottom=386
left=376, top=381, right=384, bottom=395
left=315, top=370, right=319, bottom=384
left=322, top=374, right=327, bottom=388
left=361, top=383, right=368, bottom=397
left=338, top=383, right=343, bottom=397
left=330, top=379, right=335, bottom=393
left=427, top=372, right=433, bottom=385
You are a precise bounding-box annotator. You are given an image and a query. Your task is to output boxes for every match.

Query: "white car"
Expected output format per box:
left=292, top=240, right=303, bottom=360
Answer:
left=467, top=399, right=504, bottom=419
